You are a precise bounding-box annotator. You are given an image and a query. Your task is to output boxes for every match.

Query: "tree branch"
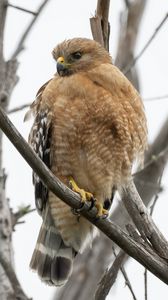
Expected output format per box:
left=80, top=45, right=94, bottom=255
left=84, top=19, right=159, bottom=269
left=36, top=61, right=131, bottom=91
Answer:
left=122, top=181, right=168, bottom=258
left=90, top=0, right=110, bottom=50
left=0, top=107, right=168, bottom=284
left=115, top=0, right=147, bottom=90
left=8, top=103, right=30, bottom=114
left=11, top=0, right=50, bottom=59
left=11, top=205, right=35, bottom=230
left=7, top=3, right=37, bottom=16
left=0, top=251, right=32, bottom=300
left=95, top=250, right=126, bottom=300
left=123, top=12, right=168, bottom=75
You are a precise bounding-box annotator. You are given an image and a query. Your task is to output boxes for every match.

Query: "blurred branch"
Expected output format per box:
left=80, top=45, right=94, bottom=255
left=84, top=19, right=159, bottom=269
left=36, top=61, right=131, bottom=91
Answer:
left=11, top=0, right=50, bottom=59
left=95, top=250, right=127, bottom=300
left=115, top=0, right=147, bottom=90
left=134, top=146, right=168, bottom=178
left=1, top=107, right=168, bottom=286
left=7, top=3, right=37, bottom=15
left=123, top=12, right=168, bottom=75
left=11, top=205, right=35, bottom=229
left=8, top=103, right=30, bottom=114
left=0, top=251, right=32, bottom=300
left=95, top=247, right=138, bottom=300
left=90, top=0, right=110, bottom=50
left=144, top=94, right=168, bottom=101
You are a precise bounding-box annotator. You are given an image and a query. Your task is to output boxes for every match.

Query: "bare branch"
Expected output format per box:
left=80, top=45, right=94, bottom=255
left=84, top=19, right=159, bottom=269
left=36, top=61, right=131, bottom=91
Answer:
left=121, top=181, right=168, bottom=258
left=113, top=248, right=138, bottom=300
left=1, top=106, right=168, bottom=284
left=7, top=3, right=37, bottom=15
left=8, top=103, right=30, bottom=114
left=144, top=94, right=168, bottom=101
left=144, top=173, right=163, bottom=300
left=123, top=13, right=168, bottom=75
left=90, top=0, right=110, bottom=50
left=11, top=0, right=51, bottom=59
left=95, top=246, right=138, bottom=300
left=95, top=250, right=126, bottom=300
left=115, top=0, right=147, bottom=90
left=0, top=251, right=32, bottom=300
left=144, top=268, right=148, bottom=300
left=133, top=145, right=168, bottom=177
left=11, top=205, right=35, bottom=229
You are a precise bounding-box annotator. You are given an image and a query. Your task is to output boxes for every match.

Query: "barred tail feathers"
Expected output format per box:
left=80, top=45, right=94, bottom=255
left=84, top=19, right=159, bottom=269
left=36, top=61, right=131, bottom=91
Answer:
left=30, top=206, right=76, bottom=286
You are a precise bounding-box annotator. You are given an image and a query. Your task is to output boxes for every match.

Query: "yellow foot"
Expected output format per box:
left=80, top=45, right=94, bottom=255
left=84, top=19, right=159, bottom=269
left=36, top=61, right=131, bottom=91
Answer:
left=69, top=177, right=93, bottom=203
left=95, top=202, right=109, bottom=218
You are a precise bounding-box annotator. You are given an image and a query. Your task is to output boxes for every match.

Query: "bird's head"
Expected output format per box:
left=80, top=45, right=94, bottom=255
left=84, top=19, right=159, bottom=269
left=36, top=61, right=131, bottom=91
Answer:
left=52, top=38, right=112, bottom=77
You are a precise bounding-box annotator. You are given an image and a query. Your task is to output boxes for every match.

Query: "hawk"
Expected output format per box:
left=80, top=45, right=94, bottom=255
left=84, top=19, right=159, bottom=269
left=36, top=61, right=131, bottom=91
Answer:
left=27, top=38, right=147, bottom=286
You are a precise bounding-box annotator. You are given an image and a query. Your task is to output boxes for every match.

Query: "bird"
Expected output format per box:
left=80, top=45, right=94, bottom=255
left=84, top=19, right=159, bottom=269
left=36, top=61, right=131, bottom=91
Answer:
left=26, top=37, right=147, bottom=286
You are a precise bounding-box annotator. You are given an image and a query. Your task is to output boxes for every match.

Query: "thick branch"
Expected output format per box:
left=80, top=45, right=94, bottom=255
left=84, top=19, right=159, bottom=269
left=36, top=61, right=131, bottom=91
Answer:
left=122, top=181, right=168, bottom=258
left=0, top=107, right=168, bottom=284
left=0, top=252, right=31, bottom=300
left=90, top=0, right=110, bottom=50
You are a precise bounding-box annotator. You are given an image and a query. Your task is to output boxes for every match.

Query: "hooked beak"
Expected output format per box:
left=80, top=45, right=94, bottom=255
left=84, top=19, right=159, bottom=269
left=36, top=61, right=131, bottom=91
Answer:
left=56, top=56, right=70, bottom=76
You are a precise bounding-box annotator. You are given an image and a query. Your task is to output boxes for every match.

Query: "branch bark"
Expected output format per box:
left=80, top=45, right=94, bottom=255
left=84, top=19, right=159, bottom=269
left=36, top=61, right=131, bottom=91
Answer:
left=0, top=252, right=31, bottom=300
left=90, top=0, right=110, bottom=50
left=122, top=181, right=168, bottom=258
left=95, top=250, right=126, bottom=300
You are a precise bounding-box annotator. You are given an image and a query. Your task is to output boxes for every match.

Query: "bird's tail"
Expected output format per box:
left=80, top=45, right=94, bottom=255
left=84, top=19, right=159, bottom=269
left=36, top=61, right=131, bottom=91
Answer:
left=29, top=204, right=76, bottom=286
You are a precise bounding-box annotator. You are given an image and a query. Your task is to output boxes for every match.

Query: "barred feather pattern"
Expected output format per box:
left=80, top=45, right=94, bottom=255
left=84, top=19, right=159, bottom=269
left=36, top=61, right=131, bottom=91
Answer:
left=30, top=202, right=76, bottom=286
left=28, top=38, right=148, bottom=287
left=28, top=86, right=78, bottom=286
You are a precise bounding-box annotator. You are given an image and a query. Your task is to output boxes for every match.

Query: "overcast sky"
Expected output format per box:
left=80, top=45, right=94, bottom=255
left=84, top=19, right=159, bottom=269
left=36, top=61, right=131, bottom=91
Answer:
left=3, top=0, right=168, bottom=299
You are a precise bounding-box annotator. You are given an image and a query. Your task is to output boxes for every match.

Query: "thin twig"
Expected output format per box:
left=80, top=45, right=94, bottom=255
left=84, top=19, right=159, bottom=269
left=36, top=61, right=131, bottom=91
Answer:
left=7, top=3, right=37, bottom=15
left=8, top=103, right=30, bottom=114
left=11, top=205, right=35, bottom=229
left=133, top=146, right=168, bottom=177
left=144, top=268, right=148, bottom=300
left=144, top=94, right=168, bottom=101
left=0, top=107, right=168, bottom=284
left=123, top=13, right=168, bottom=75
left=11, top=0, right=50, bottom=59
left=112, top=247, right=138, bottom=300
left=0, top=251, right=32, bottom=300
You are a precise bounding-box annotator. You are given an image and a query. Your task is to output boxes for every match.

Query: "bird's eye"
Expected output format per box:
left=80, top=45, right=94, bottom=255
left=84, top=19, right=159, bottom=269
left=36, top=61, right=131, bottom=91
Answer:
left=71, top=52, right=82, bottom=60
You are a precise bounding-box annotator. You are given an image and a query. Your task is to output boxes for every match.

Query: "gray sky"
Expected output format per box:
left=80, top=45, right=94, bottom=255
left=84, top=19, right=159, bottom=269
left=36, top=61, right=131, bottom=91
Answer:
left=3, top=0, right=168, bottom=299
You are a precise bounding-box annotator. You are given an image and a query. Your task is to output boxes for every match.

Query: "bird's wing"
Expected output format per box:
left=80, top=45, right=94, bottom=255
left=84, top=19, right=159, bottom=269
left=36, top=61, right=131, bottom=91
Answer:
left=28, top=80, right=52, bottom=215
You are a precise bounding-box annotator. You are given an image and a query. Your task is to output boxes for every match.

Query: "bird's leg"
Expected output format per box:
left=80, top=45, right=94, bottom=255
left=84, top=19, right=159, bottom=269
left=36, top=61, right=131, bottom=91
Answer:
left=69, top=177, right=108, bottom=218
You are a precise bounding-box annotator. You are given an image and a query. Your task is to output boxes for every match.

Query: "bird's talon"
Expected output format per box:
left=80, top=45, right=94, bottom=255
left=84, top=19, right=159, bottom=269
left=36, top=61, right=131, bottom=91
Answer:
left=69, top=177, right=94, bottom=204
left=95, top=202, right=109, bottom=218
